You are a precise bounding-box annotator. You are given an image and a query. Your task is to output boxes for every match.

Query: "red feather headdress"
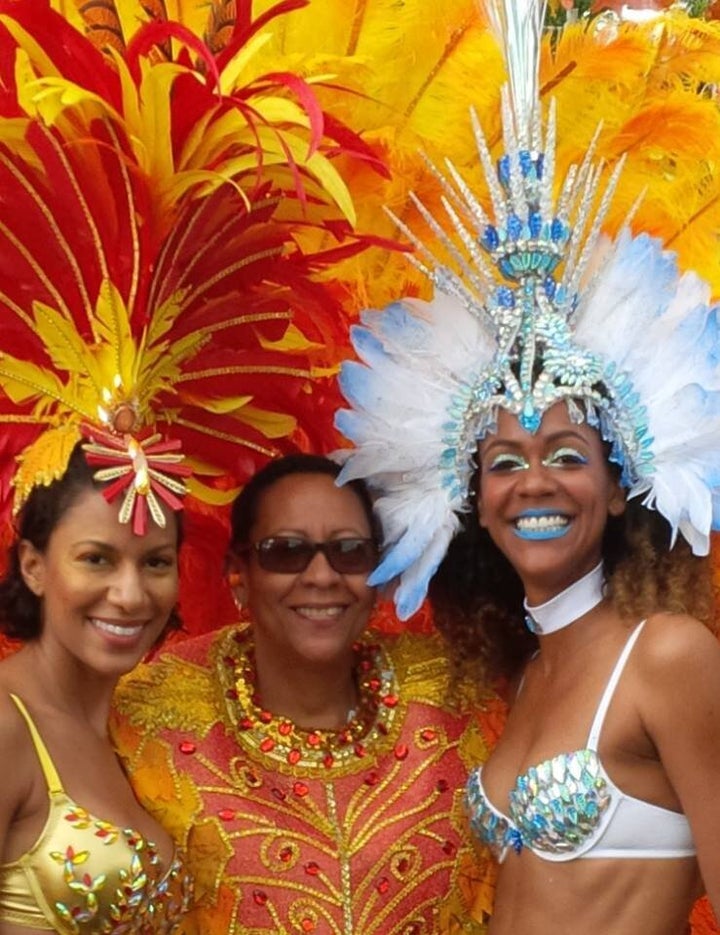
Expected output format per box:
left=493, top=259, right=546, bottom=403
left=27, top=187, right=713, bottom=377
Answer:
left=0, top=0, right=379, bottom=534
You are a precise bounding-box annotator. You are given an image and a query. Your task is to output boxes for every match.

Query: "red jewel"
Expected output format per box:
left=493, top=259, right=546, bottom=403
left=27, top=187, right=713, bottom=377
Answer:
left=293, top=781, right=310, bottom=797
left=354, top=743, right=366, bottom=758
left=368, top=678, right=381, bottom=692
left=272, top=787, right=287, bottom=802
left=278, top=721, right=293, bottom=736
left=359, top=659, right=372, bottom=672
left=287, top=749, right=302, bottom=766
left=421, top=728, right=437, bottom=742
left=279, top=847, right=293, bottom=862
left=364, top=771, right=380, bottom=786
left=96, top=828, right=109, bottom=838
left=323, top=753, right=334, bottom=769
left=394, top=743, right=409, bottom=760
left=240, top=717, right=254, bottom=730
left=436, top=779, right=449, bottom=793
left=442, top=840, right=456, bottom=855
left=260, top=738, right=275, bottom=753
left=259, top=710, right=273, bottom=724
left=376, top=877, right=390, bottom=895
left=377, top=722, right=389, bottom=736
left=225, top=689, right=238, bottom=700
left=301, top=920, right=315, bottom=933
left=223, top=656, right=236, bottom=667
left=219, top=808, right=236, bottom=821
left=397, top=858, right=410, bottom=873
left=382, top=694, right=398, bottom=708
left=307, top=732, right=321, bottom=747
left=338, top=731, right=350, bottom=745
left=304, top=861, right=320, bottom=876
left=179, top=741, right=196, bottom=755
left=253, top=890, right=268, bottom=906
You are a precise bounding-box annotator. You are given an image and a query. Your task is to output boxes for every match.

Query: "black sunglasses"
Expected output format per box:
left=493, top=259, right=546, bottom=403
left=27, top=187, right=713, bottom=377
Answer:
left=246, top=536, right=378, bottom=575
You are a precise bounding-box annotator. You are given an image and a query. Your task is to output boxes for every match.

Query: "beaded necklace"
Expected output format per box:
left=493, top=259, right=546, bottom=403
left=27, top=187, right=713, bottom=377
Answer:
left=219, top=628, right=400, bottom=773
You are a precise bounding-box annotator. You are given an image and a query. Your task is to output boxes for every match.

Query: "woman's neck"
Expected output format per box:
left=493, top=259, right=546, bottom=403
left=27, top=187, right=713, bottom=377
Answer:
left=252, top=645, right=359, bottom=730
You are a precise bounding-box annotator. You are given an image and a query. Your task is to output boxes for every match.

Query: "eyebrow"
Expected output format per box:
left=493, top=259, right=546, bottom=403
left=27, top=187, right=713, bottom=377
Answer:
left=481, top=430, right=590, bottom=456
left=73, top=539, right=176, bottom=553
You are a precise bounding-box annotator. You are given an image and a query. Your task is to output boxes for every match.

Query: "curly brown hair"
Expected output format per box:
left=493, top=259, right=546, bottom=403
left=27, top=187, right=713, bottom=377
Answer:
left=429, top=493, right=715, bottom=687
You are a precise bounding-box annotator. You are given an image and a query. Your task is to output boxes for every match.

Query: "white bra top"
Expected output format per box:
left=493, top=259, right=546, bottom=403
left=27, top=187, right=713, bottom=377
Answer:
left=466, top=621, right=695, bottom=862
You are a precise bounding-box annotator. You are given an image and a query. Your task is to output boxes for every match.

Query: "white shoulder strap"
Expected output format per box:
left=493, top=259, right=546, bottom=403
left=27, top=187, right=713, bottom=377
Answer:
left=586, top=620, right=646, bottom=750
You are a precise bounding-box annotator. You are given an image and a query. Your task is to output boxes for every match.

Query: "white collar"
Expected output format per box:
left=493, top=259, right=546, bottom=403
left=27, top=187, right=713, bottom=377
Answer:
left=524, top=562, right=605, bottom=636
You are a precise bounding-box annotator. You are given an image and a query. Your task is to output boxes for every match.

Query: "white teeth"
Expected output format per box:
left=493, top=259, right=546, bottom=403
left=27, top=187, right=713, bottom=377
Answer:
left=515, top=515, right=569, bottom=531
left=90, top=619, right=143, bottom=637
left=295, top=607, right=343, bottom=619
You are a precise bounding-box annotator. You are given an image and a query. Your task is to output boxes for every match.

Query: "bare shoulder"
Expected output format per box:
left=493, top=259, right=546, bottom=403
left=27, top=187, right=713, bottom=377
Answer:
left=0, top=685, right=37, bottom=822
left=636, top=612, right=720, bottom=676
left=633, top=613, right=720, bottom=732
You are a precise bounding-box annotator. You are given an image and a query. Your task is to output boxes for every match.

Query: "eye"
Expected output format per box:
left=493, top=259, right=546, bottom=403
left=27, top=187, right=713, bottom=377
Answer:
left=79, top=552, right=109, bottom=567
left=543, top=446, right=589, bottom=467
left=487, top=452, right=529, bottom=472
left=145, top=554, right=177, bottom=571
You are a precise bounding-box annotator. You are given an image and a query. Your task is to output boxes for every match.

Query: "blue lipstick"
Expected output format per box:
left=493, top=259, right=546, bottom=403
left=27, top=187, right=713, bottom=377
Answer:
left=512, top=509, right=570, bottom=541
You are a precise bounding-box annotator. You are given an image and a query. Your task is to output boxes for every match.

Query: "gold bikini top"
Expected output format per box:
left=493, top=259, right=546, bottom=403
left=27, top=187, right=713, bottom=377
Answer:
left=0, top=693, right=192, bottom=933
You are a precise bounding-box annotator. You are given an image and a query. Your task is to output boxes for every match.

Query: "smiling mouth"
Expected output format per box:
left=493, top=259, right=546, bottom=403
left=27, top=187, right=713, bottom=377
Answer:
left=294, top=606, right=345, bottom=620
left=89, top=619, right=144, bottom=638
left=513, top=513, right=570, bottom=540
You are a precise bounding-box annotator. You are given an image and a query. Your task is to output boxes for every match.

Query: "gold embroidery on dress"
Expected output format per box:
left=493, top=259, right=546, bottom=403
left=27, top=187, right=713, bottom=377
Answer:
left=112, top=628, right=496, bottom=934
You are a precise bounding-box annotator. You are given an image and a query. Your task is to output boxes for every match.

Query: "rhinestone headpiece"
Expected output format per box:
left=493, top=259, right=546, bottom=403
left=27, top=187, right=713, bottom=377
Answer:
left=336, top=0, right=720, bottom=619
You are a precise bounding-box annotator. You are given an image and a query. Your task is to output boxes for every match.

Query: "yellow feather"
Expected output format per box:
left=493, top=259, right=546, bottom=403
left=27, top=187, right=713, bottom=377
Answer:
left=12, top=423, right=82, bottom=510
left=31, top=302, right=104, bottom=393
left=0, top=356, right=67, bottom=408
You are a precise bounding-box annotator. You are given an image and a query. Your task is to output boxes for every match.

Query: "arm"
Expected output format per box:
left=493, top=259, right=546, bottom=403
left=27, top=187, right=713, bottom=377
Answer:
left=640, top=615, right=720, bottom=917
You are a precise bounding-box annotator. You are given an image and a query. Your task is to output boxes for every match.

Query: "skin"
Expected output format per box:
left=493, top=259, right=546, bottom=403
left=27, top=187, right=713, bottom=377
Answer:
left=230, top=472, right=376, bottom=729
left=476, top=403, right=720, bottom=935
left=0, top=485, right=180, bottom=935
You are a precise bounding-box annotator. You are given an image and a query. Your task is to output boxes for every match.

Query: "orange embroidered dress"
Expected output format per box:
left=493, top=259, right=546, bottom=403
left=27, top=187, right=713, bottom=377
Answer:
left=111, top=628, right=495, bottom=934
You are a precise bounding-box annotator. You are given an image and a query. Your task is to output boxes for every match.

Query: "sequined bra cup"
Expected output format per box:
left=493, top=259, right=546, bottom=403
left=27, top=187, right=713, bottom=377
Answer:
left=0, top=694, right=193, bottom=933
left=466, top=622, right=695, bottom=862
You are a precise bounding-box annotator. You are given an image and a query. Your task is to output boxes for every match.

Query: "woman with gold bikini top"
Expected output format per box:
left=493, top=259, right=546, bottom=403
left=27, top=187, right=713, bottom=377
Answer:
left=0, top=447, right=193, bottom=934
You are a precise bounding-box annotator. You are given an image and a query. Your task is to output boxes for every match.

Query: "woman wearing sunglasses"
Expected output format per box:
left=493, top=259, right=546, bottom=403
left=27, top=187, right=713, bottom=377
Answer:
left=111, top=454, right=496, bottom=935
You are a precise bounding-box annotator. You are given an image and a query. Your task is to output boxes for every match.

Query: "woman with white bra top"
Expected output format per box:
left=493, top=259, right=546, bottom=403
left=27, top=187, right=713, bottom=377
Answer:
left=333, top=1, right=720, bottom=931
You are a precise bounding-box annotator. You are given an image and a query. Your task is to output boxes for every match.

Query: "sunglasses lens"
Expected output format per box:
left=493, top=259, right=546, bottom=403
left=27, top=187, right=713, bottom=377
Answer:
left=253, top=538, right=377, bottom=574
left=256, top=537, right=314, bottom=573
left=324, top=539, right=378, bottom=574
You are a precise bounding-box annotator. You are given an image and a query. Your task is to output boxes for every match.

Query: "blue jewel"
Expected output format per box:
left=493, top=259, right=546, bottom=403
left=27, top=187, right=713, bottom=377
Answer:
left=507, top=214, right=523, bottom=240
left=482, top=224, right=500, bottom=250
left=508, top=828, right=524, bottom=855
left=519, top=150, right=533, bottom=178
left=550, top=217, right=568, bottom=242
left=496, top=286, right=516, bottom=308
left=497, top=155, right=511, bottom=187
left=528, top=210, right=543, bottom=238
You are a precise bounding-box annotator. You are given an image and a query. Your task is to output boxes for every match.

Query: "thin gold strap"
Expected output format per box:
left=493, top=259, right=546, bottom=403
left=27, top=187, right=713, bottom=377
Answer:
left=9, top=693, right=64, bottom=794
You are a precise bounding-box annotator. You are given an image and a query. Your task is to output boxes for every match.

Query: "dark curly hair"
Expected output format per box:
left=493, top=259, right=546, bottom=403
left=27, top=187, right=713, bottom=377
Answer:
left=228, top=452, right=381, bottom=554
left=430, top=473, right=715, bottom=686
left=0, top=444, right=183, bottom=641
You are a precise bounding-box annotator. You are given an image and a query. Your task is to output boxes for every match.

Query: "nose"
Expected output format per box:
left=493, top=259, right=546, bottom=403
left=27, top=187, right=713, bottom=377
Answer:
left=108, top=563, right=147, bottom=612
left=516, top=458, right=557, bottom=496
left=300, top=548, right=341, bottom=585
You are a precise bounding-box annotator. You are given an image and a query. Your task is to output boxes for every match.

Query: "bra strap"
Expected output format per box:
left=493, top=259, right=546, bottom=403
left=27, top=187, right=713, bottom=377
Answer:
left=586, top=620, right=647, bottom=750
left=9, top=693, right=64, bottom=794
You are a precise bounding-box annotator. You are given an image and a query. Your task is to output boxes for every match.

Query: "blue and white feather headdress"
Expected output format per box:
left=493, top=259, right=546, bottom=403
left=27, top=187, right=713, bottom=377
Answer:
left=336, top=0, right=720, bottom=620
